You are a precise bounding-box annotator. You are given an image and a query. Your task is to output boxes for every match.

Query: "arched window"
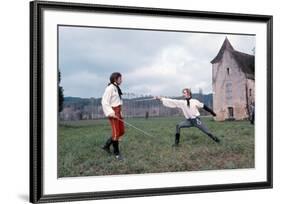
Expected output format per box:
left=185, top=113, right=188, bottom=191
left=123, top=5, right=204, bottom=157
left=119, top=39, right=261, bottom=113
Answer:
left=227, top=67, right=230, bottom=75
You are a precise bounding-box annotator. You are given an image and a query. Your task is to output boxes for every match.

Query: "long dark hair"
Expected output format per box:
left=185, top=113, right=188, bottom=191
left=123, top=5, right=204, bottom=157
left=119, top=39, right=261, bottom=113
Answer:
left=183, top=88, right=192, bottom=107
left=108, top=72, right=123, bottom=98
left=109, top=72, right=122, bottom=84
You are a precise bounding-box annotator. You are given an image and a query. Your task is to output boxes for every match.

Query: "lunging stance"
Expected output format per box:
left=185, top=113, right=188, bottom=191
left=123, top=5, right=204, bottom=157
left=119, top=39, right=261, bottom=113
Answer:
left=101, top=72, right=125, bottom=160
left=155, top=88, right=220, bottom=146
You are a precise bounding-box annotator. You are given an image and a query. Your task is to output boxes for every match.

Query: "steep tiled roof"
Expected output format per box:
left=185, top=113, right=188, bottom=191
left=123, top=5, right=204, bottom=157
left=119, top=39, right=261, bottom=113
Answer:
left=211, top=38, right=255, bottom=79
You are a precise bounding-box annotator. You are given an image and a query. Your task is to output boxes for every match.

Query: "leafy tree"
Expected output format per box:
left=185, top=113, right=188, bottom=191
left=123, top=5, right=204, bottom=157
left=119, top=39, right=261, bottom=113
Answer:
left=58, top=70, right=64, bottom=112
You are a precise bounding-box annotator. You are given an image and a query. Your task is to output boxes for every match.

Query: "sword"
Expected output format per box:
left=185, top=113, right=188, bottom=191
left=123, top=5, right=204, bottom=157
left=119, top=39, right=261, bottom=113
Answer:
left=132, top=98, right=156, bottom=102
left=115, top=117, right=155, bottom=138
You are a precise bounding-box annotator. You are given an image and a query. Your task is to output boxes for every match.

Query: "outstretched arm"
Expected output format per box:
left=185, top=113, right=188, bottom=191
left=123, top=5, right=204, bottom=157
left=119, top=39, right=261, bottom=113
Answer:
left=155, top=96, right=180, bottom=108
left=203, top=105, right=216, bottom=117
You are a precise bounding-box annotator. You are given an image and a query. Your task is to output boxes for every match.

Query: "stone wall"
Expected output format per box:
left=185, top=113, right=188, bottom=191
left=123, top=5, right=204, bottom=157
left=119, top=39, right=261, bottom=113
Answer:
left=212, top=50, right=253, bottom=121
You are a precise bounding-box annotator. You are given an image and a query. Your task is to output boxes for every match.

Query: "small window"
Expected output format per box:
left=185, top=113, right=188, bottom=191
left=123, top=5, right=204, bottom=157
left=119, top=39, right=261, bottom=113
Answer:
left=228, top=107, right=234, bottom=118
left=227, top=67, right=230, bottom=75
left=249, top=89, right=252, bottom=96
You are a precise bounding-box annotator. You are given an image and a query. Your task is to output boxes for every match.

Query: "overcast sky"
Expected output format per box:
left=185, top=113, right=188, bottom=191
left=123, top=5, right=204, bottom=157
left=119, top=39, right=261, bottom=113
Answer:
left=58, top=26, right=255, bottom=98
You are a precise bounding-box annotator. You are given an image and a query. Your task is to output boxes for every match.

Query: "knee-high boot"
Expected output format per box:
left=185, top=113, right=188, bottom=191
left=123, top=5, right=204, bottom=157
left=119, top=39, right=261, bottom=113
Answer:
left=112, top=140, right=124, bottom=160
left=102, top=137, right=112, bottom=153
left=174, top=133, right=180, bottom=146
left=207, top=133, right=220, bottom=143
left=112, top=140, right=120, bottom=155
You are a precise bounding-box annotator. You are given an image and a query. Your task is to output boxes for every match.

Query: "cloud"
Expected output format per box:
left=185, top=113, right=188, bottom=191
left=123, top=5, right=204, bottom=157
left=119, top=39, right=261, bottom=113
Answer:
left=59, top=26, right=255, bottom=98
left=123, top=44, right=212, bottom=96
left=62, top=71, right=108, bottom=98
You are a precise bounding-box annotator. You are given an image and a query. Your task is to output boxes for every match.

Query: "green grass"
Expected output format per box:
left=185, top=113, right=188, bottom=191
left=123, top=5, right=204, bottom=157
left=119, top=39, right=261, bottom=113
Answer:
left=58, top=116, right=254, bottom=177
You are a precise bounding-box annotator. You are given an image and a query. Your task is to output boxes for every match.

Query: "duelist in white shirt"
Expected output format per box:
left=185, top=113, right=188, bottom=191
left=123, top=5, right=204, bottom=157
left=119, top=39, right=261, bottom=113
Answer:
left=102, top=82, right=123, bottom=117
left=155, top=88, right=220, bottom=146
left=101, top=72, right=125, bottom=161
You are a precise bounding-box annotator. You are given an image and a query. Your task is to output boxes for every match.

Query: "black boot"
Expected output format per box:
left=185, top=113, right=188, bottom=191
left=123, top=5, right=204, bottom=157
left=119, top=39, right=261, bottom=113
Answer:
left=112, top=140, right=124, bottom=161
left=208, top=133, right=220, bottom=143
left=173, top=133, right=180, bottom=147
left=102, top=138, right=112, bottom=154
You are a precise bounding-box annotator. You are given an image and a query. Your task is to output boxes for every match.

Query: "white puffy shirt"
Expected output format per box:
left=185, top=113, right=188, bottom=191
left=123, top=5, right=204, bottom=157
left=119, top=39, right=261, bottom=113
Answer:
left=161, top=98, right=204, bottom=119
left=101, top=84, right=123, bottom=117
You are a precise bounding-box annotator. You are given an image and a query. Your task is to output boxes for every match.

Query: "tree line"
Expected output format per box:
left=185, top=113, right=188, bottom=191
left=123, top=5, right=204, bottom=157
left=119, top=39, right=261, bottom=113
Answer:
left=59, top=94, right=213, bottom=121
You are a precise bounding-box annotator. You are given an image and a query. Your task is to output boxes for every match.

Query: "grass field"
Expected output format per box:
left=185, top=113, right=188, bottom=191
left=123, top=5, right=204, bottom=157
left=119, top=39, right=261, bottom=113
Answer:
left=58, top=116, right=254, bottom=177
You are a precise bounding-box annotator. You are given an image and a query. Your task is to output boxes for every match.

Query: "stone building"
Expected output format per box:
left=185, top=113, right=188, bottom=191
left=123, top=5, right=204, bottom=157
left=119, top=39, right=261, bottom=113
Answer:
left=211, top=37, right=255, bottom=121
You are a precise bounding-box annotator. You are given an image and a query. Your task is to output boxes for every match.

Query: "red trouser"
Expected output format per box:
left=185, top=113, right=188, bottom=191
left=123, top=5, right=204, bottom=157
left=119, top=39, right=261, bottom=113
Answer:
left=109, top=105, right=125, bottom=141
